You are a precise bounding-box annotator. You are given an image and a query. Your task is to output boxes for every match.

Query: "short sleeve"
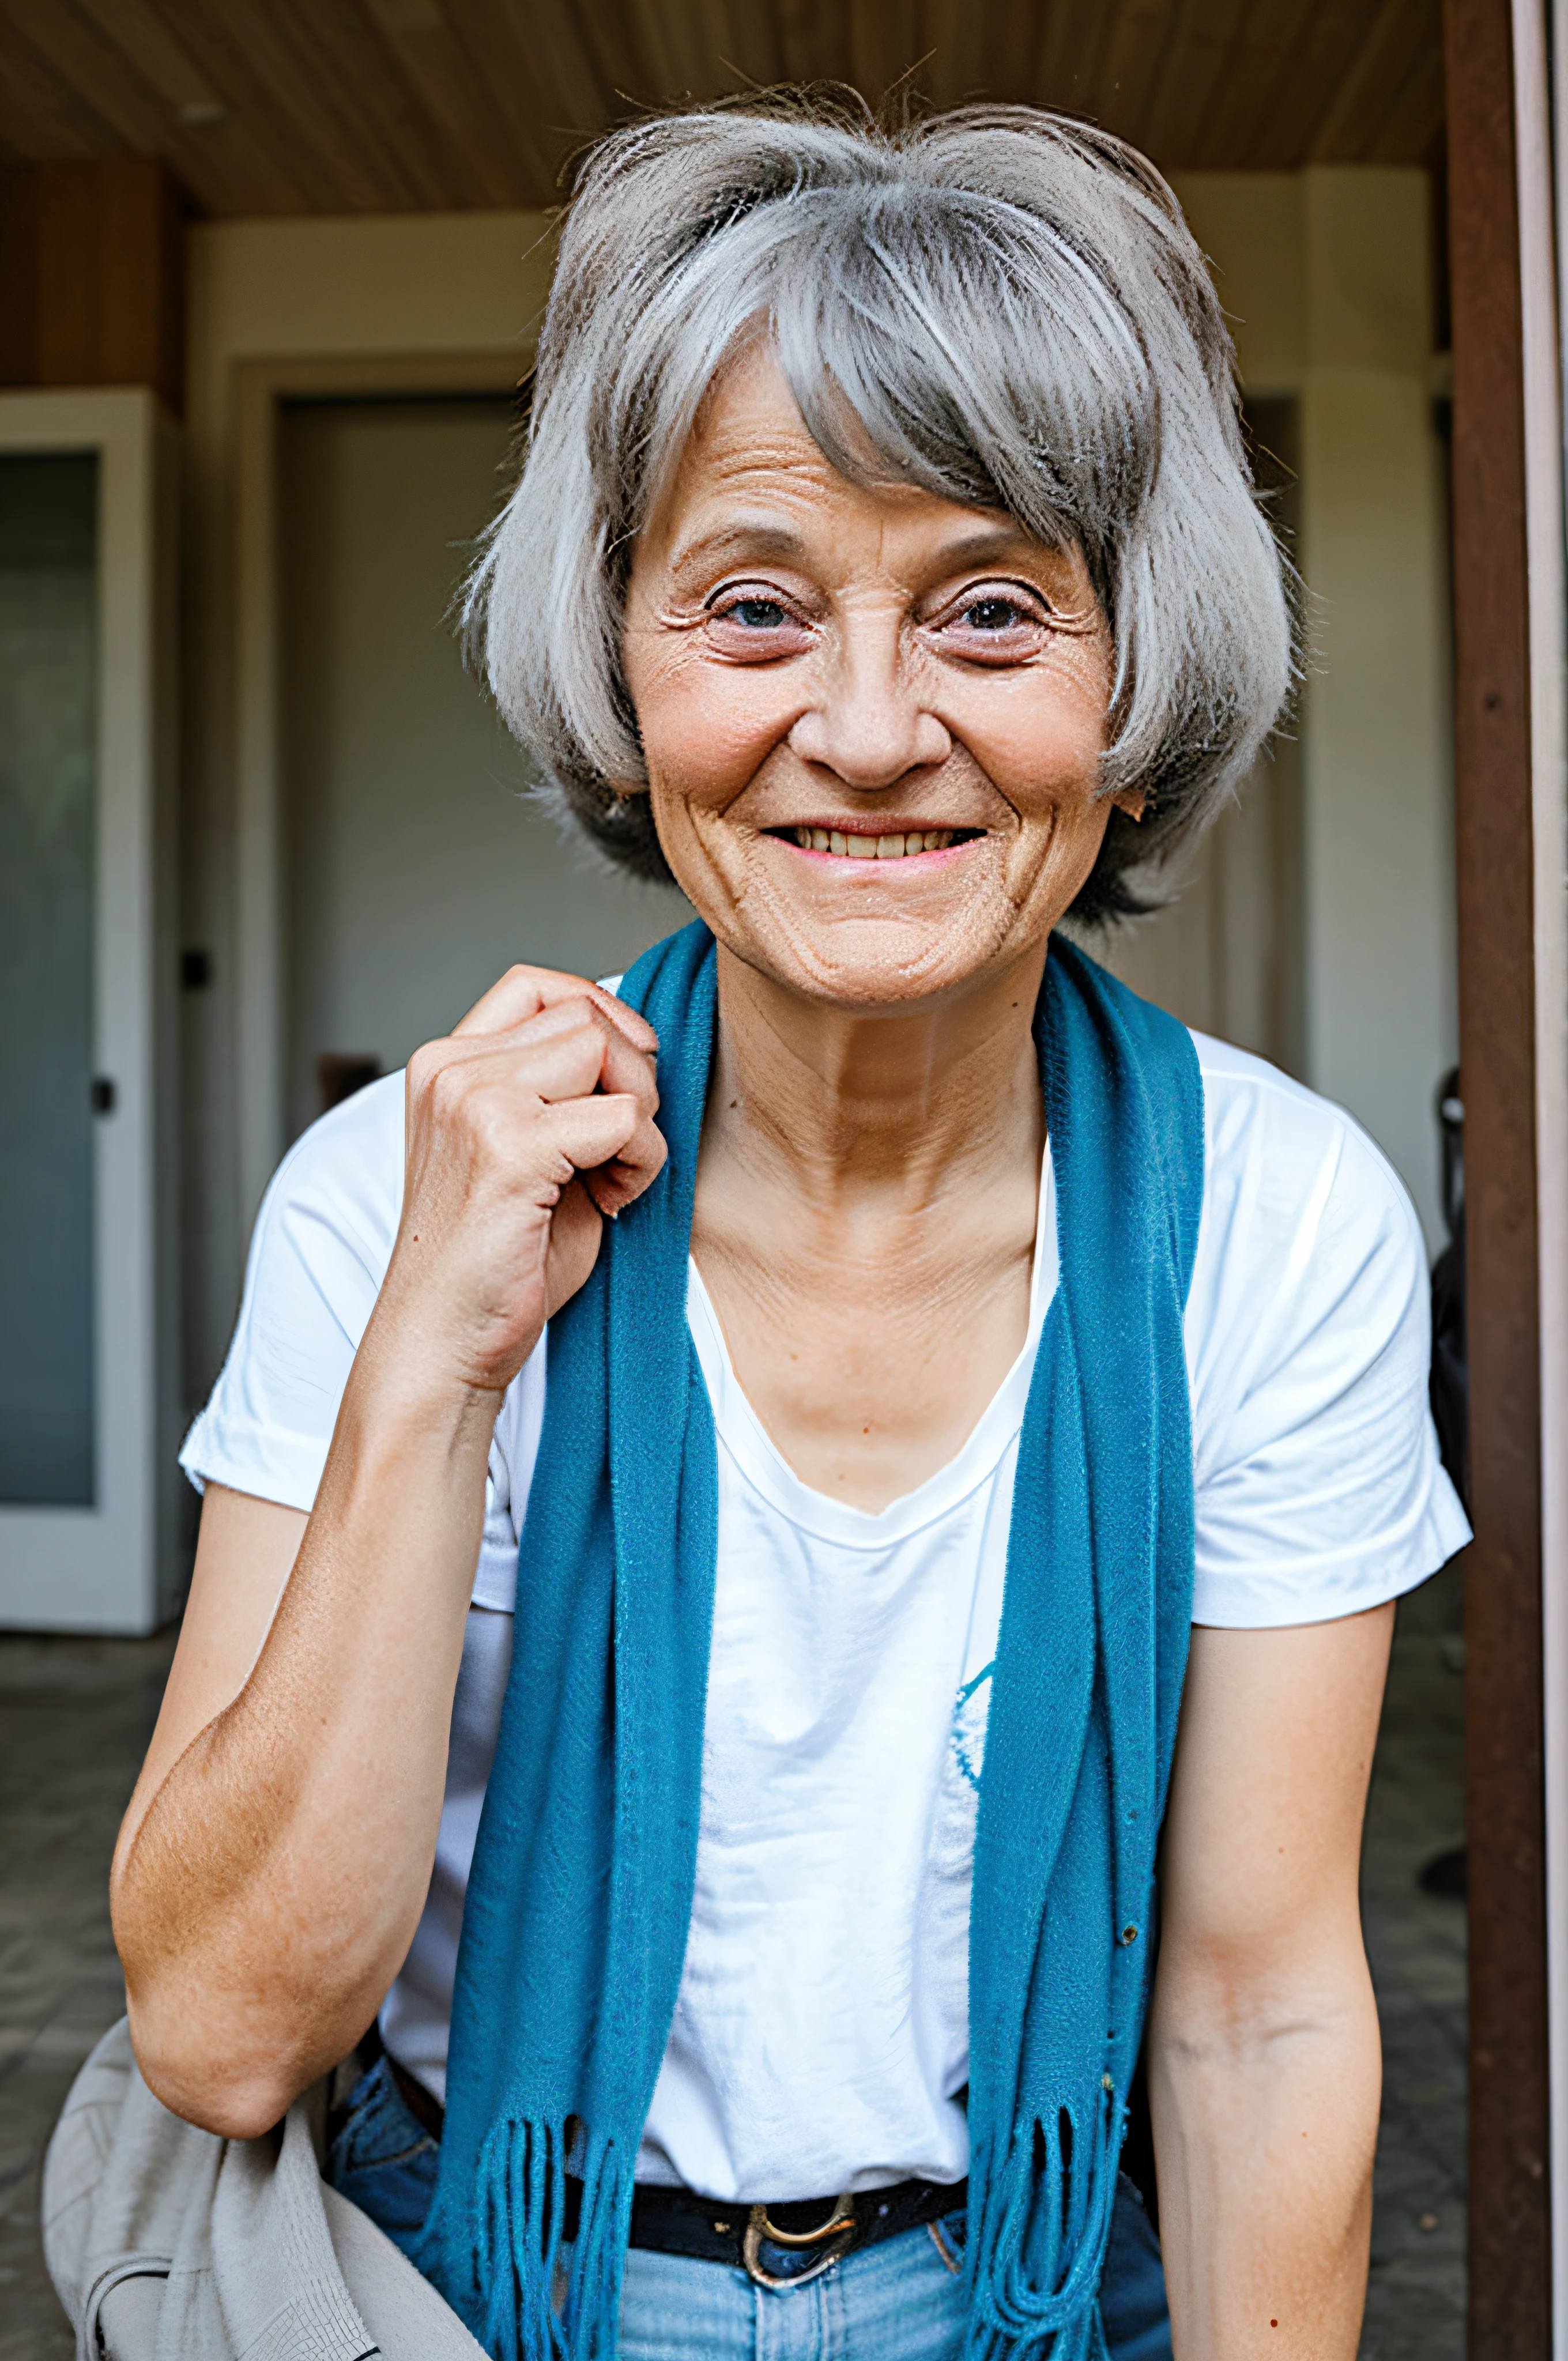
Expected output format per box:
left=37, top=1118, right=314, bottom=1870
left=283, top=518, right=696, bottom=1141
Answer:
left=1184, top=1038, right=1470, bottom=1628
left=179, top=1072, right=542, bottom=1613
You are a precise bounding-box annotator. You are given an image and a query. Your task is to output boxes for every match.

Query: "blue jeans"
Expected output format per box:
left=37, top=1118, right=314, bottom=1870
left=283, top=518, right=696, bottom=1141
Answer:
left=326, top=2057, right=1171, bottom=2360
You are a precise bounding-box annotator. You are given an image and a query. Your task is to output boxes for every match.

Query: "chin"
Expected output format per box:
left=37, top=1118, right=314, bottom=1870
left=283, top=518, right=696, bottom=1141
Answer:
left=723, top=894, right=1023, bottom=1008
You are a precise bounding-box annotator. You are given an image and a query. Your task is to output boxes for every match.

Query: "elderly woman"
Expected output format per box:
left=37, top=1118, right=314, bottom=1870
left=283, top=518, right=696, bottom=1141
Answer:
left=109, top=98, right=1464, bottom=2361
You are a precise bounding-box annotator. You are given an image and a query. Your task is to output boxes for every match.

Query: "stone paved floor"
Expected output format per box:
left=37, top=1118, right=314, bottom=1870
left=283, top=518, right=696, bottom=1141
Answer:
left=1, top=1578, right=1467, bottom=2359
left=0, top=1628, right=176, bottom=2361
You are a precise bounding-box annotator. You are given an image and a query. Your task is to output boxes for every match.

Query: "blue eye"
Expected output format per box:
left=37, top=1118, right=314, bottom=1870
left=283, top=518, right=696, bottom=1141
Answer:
left=732, top=598, right=786, bottom=628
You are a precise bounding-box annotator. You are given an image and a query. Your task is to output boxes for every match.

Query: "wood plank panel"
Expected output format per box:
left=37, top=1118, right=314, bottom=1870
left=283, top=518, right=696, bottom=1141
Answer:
left=0, top=0, right=1448, bottom=212
left=0, top=154, right=184, bottom=409
left=1216, top=0, right=1367, bottom=167
left=1365, top=38, right=1447, bottom=169
left=913, top=0, right=990, bottom=110
left=144, top=0, right=398, bottom=211
left=1443, top=0, right=1553, bottom=2351
left=257, top=0, right=475, bottom=210
left=1186, top=0, right=1317, bottom=173
left=1308, top=0, right=1442, bottom=163
left=969, top=0, right=1047, bottom=103
left=357, top=0, right=536, bottom=208
left=1084, top=0, right=1183, bottom=152
left=0, top=29, right=113, bottom=164
left=61, top=0, right=306, bottom=217
left=1138, top=0, right=1252, bottom=169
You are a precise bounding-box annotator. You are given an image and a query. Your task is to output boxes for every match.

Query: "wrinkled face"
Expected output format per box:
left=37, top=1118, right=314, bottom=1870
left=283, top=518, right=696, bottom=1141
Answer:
left=621, top=343, right=1128, bottom=1008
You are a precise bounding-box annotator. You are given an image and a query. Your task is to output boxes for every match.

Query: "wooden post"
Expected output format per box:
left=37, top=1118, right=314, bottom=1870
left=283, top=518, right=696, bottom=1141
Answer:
left=1443, top=0, right=1552, bottom=2349
left=0, top=159, right=186, bottom=415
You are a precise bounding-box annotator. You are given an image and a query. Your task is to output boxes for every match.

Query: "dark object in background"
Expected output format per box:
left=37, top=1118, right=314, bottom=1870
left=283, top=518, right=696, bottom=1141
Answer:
left=1429, top=1068, right=1469, bottom=1516
left=1420, top=1069, right=1468, bottom=1908
left=318, top=1053, right=382, bottom=1117
left=1419, top=1845, right=1468, bottom=1901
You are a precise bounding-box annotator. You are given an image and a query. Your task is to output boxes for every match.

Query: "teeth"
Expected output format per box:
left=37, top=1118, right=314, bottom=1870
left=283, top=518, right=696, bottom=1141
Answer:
left=786, top=827, right=961, bottom=856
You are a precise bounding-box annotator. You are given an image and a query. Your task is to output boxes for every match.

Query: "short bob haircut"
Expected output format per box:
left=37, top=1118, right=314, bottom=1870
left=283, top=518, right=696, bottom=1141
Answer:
left=467, top=92, right=1294, bottom=922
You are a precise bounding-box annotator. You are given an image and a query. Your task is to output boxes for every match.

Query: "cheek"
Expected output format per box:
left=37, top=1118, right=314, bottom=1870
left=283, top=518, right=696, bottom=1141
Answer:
left=962, top=669, right=1110, bottom=827
left=635, top=653, right=791, bottom=815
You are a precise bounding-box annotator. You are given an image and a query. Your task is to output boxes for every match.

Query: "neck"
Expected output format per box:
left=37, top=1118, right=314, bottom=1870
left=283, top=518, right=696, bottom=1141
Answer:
left=706, top=937, right=1050, bottom=1212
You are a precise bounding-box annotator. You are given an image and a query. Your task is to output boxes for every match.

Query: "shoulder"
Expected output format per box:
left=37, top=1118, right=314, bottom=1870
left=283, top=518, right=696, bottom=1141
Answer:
left=1185, top=1029, right=1427, bottom=1388
left=1188, top=1030, right=1420, bottom=1277
left=251, top=1072, right=407, bottom=1292
left=178, top=1075, right=408, bottom=1511
left=1181, top=1033, right=1468, bottom=1627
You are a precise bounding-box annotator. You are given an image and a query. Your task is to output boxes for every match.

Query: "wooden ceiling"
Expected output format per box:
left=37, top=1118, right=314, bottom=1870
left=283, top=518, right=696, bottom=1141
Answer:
left=0, top=0, right=1445, bottom=218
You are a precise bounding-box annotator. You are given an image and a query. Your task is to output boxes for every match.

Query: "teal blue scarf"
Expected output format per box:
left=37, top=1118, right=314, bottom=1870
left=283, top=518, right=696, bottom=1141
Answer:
left=416, top=921, right=1203, bottom=2360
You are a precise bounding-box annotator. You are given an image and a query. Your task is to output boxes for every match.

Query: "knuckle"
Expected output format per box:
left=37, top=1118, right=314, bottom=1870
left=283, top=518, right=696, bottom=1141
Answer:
left=407, top=1039, right=445, bottom=1093
left=427, top=1058, right=466, bottom=1115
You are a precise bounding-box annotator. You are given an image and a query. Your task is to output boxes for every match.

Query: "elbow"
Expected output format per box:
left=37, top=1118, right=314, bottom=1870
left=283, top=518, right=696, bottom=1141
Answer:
left=1149, top=1928, right=1380, bottom=2083
left=112, top=1843, right=308, bottom=2140
left=124, top=1993, right=301, bottom=2142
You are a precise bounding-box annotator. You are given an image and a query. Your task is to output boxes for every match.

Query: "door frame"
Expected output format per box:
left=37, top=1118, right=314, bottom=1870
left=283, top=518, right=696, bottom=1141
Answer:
left=1446, top=0, right=1568, bottom=2349
left=229, top=351, right=526, bottom=1234
left=0, top=388, right=182, bottom=1634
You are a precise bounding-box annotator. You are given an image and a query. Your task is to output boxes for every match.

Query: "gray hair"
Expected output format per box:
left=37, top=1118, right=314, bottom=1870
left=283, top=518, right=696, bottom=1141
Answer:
left=466, top=92, right=1295, bottom=921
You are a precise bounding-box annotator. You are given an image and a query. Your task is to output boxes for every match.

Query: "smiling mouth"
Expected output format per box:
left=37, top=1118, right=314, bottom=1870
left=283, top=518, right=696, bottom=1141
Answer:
left=768, top=825, right=983, bottom=861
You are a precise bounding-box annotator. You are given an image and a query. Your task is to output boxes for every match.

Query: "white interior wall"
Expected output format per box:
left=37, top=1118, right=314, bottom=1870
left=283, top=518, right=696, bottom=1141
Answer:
left=1177, top=167, right=1456, bottom=1251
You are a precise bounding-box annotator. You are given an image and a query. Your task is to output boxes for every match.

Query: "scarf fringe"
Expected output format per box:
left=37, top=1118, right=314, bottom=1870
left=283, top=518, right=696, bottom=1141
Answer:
left=414, top=2117, right=632, bottom=2361
left=962, top=2087, right=1121, bottom=2361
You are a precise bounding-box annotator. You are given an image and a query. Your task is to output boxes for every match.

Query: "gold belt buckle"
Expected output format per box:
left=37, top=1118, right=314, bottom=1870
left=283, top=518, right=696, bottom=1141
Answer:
left=741, top=2193, right=858, bottom=2290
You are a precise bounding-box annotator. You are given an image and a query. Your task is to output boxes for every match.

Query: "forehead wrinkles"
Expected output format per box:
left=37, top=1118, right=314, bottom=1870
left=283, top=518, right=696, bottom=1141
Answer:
left=655, top=357, right=1046, bottom=587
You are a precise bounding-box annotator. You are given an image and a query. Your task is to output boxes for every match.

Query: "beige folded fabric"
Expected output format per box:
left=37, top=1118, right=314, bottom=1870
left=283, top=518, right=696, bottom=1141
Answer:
left=43, top=2017, right=485, bottom=2361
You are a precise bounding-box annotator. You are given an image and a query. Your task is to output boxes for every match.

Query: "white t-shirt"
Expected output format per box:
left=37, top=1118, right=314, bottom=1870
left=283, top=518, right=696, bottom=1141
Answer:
left=181, top=1026, right=1468, bottom=2202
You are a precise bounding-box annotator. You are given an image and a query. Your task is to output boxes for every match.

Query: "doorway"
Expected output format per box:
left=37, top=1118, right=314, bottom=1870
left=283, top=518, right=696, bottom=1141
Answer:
left=276, top=393, right=690, bottom=1142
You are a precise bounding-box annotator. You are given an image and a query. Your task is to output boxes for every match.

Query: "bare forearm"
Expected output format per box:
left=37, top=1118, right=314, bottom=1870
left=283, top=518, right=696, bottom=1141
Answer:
left=112, top=1349, right=498, bottom=2134
left=1149, top=1960, right=1381, bottom=2360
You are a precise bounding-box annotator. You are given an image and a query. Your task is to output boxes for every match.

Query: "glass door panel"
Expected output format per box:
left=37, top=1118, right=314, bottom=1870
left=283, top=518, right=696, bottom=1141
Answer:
left=0, top=453, right=97, bottom=1506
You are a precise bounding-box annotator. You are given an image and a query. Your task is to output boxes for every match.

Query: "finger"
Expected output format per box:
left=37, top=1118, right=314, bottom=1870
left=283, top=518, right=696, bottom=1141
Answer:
left=482, top=996, right=659, bottom=1114
left=534, top=1092, right=646, bottom=1182
left=417, top=1007, right=659, bottom=1126
left=542, top=1178, right=606, bottom=1319
left=417, top=1023, right=654, bottom=1130
left=578, top=1103, right=669, bottom=1217
left=451, top=964, right=658, bottom=1053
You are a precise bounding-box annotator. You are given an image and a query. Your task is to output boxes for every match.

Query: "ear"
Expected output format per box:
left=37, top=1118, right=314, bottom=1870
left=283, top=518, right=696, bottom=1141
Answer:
left=1110, top=786, right=1147, bottom=823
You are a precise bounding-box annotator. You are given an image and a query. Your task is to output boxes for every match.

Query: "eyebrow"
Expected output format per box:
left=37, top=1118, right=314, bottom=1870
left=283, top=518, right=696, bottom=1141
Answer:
left=668, top=521, right=812, bottom=570
left=666, top=517, right=1045, bottom=575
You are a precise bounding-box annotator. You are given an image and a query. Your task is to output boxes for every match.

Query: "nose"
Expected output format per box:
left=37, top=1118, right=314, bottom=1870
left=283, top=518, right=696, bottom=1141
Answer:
left=787, top=629, right=950, bottom=790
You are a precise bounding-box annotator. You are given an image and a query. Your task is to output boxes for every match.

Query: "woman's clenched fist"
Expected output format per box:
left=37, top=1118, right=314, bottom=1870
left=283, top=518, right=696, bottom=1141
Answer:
left=369, top=965, right=665, bottom=1400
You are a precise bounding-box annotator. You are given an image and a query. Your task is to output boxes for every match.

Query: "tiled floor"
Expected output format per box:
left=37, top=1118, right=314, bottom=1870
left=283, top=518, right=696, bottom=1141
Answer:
left=2, top=1580, right=1466, bottom=2359
left=0, top=1626, right=176, bottom=2361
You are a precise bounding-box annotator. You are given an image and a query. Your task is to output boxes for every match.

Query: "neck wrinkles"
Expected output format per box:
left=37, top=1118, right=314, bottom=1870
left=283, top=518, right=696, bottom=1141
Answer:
left=705, top=936, right=1049, bottom=1212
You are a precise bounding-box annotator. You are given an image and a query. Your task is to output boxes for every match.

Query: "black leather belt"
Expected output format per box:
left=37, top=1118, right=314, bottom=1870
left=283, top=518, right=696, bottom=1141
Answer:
left=383, top=2050, right=962, bottom=2287
left=580, top=2174, right=966, bottom=2288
